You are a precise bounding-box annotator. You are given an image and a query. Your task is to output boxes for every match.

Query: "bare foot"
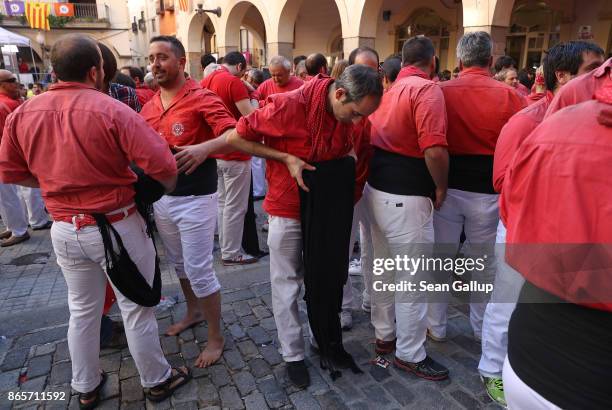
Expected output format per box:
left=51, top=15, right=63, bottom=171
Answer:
left=165, top=314, right=204, bottom=337
left=194, top=334, right=224, bottom=368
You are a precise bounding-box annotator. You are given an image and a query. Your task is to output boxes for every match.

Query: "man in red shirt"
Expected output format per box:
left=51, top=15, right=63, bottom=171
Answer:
left=365, top=36, right=450, bottom=381
left=253, top=55, right=303, bottom=102
left=479, top=40, right=604, bottom=407
left=141, top=36, right=236, bottom=368
left=0, top=34, right=189, bottom=405
left=0, top=69, right=50, bottom=247
left=121, top=66, right=156, bottom=106
left=501, top=79, right=612, bottom=410
left=201, top=51, right=258, bottom=265
left=348, top=46, right=379, bottom=69
left=430, top=31, right=526, bottom=344
left=546, top=47, right=609, bottom=117
left=226, top=65, right=381, bottom=388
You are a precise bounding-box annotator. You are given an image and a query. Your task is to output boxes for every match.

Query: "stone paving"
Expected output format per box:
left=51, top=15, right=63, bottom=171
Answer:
left=0, top=205, right=497, bottom=410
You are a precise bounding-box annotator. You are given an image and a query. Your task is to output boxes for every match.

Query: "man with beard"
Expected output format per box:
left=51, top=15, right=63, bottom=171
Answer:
left=140, top=36, right=236, bottom=367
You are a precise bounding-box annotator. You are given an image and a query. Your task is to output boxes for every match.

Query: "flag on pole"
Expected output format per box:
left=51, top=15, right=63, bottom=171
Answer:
left=54, top=3, right=74, bottom=17
left=4, top=1, right=25, bottom=16
left=178, top=0, right=189, bottom=12
left=25, top=1, right=50, bottom=31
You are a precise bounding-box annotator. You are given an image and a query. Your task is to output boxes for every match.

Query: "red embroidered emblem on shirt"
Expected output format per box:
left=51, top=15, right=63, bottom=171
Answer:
left=172, top=122, right=184, bottom=136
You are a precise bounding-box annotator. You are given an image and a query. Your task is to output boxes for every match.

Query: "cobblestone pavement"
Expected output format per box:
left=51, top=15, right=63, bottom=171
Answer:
left=0, top=206, right=497, bottom=410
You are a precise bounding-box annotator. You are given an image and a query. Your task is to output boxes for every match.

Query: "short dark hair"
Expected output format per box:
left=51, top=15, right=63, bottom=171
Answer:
left=402, top=36, right=435, bottom=68
left=201, top=53, right=216, bottom=69
left=382, top=57, right=401, bottom=83
left=543, top=41, right=605, bottom=91
left=494, top=55, right=517, bottom=72
left=348, top=46, right=379, bottom=66
left=217, top=56, right=224, bottom=64
left=517, top=68, right=532, bottom=89
left=150, top=35, right=185, bottom=58
left=335, top=64, right=383, bottom=103
left=113, top=72, right=136, bottom=88
left=98, top=43, right=117, bottom=85
left=223, top=51, right=246, bottom=67
left=120, top=66, right=144, bottom=84
left=305, top=53, right=328, bottom=75
left=293, top=55, right=306, bottom=66
left=51, top=34, right=101, bottom=82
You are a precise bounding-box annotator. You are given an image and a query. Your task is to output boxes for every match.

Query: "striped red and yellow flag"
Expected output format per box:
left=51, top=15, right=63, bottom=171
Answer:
left=178, top=0, right=189, bottom=12
left=25, top=1, right=50, bottom=31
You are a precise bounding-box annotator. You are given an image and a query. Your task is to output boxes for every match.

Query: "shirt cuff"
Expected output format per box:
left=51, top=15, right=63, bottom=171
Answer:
left=419, top=134, right=448, bottom=152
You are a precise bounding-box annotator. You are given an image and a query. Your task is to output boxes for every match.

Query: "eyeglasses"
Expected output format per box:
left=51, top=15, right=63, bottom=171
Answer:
left=0, top=78, right=17, bottom=83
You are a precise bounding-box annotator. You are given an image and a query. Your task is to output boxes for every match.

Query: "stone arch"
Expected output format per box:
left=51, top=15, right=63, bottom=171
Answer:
left=277, top=0, right=349, bottom=44
left=358, top=0, right=384, bottom=38
left=223, top=0, right=271, bottom=52
left=492, top=0, right=516, bottom=27
left=186, top=12, right=218, bottom=54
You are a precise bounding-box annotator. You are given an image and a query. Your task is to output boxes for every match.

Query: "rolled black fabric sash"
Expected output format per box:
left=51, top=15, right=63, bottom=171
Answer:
left=299, top=156, right=362, bottom=379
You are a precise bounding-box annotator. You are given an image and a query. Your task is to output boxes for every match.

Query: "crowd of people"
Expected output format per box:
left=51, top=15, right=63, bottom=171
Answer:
left=0, top=30, right=610, bottom=410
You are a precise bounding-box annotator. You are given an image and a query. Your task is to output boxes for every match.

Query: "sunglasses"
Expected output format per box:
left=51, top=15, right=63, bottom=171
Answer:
left=0, top=78, right=17, bottom=83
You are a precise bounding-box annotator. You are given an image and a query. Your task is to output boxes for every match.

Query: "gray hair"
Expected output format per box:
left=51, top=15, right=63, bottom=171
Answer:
left=203, top=63, right=221, bottom=78
left=335, top=64, right=383, bottom=103
left=269, top=55, right=291, bottom=71
left=144, top=72, right=155, bottom=85
left=457, top=31, right=492, bottom=68
left=494, top=67, right=516, bottom=82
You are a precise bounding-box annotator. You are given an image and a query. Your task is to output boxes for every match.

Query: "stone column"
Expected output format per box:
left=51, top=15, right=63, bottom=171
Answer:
left=217, top=45, right=239, bottom=57
left=187, top=52, right=202, bottom=80
left=342, top=36, right=376, bottom=59
left=266, top=42, right=293, bottom=63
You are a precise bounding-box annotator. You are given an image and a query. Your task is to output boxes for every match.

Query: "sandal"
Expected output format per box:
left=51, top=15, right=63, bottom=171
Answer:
left=79, top=371, right=107, bottom=410
left=144, top=366, right=192, bottom=403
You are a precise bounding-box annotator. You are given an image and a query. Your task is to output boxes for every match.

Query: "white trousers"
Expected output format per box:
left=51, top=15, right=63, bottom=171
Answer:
left=267, top=216, right=305, bottom=362
left=365, top=184, right=436, bottom=363
left=217, top=159, right=252, bottom=259
left=154, top=194, right=220, bottom=299
left=0, top=183, right=28, bottom=236
left=503, top=357, right=561, bottom=410
left=344, top=197, right=373, bottom=311
left=51, top=212, right=171, bottom=393
left=251, top=157, right=266, bottom=197
left=19, top=186, right=49, bottom=227
left=430, top=189, right=499, bottom=339
left=478, top=222, right=525, bottom=378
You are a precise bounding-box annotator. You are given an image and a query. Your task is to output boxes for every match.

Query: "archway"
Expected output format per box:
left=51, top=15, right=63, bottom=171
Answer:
left=291, top=0, right=343, bottom=62
left=223, top=0, right=269, bottom=67
left=186, top=13, right=218, bottom=80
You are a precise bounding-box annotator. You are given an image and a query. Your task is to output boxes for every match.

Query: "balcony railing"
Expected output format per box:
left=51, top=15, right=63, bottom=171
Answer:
left=0, top=2, right=109, bottom=25
left=73, top=3, right=99, bottom=20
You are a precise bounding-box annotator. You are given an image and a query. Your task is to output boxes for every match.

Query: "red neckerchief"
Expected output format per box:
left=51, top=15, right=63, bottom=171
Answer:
left=303, top=74, right=350, bottom=161
left=395, top=65, right=429, bottom=82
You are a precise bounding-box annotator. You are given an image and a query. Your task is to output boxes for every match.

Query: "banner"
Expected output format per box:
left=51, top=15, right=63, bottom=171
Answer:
left=178, top=0, right=189, bottom=12
left=25, top=1, right=50, bottom=31
left=4, top=1, right=25, bottom=16
left=53, top=2, right=74, bottom=17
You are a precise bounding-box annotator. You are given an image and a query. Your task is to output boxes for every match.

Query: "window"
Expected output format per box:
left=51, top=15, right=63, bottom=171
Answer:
left=396, top=8, right=451, bottom=69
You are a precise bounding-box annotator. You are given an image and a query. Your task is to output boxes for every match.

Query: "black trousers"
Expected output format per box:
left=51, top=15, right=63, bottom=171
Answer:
left=242, top=176, right=263, bottom=255
left=299, top=156, right=360, bottom=378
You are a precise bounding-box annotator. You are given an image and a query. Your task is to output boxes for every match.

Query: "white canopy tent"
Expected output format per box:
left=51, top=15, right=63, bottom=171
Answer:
left=0, top=27, right=38, bottom=81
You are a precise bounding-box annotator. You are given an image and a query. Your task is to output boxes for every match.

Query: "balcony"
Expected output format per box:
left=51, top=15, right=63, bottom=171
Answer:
left=0, top=2, right=110, bottom=29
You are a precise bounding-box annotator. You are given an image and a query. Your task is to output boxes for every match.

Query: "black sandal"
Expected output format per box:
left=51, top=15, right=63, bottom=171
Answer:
left=144, top=367, right=192, bottom=403
left=79, top=371, right=107, bottom=410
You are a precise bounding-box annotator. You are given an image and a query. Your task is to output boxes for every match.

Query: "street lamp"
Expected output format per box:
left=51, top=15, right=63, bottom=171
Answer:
left=195, top=4, right=221, bottom=17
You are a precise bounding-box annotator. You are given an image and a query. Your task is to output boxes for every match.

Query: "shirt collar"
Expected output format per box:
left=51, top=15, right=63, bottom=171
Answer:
left=593, top=57, right=612, bottom=79
left=153, top=79, right=199, bottom=113
left=48, top=81, right=99, bottom=92
left=458, top=66, right=492, bottom=78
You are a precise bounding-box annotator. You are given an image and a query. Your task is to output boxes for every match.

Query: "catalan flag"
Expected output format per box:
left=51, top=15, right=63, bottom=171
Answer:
left=178, top=0, right=189, bottom=12
left=25, top=1, right=50, bottom=31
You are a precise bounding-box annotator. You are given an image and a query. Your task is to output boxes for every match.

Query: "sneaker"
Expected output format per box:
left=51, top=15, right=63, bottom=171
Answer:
left=1, top=232, right=30, bottom=247
left=361, top=298, right=371, bottom=313
left=481, top=376, right=506, bottom=407
left=394, top=356, right=449, bottom=381
left=426, top=329, right=447, bottom=342
left=375, top=338, right=396, bottom=355
left=222, top=253, right=258, bottom=266
left=340, top=310, right=352, bottom=330
left=287, top=360, right=310, bottom=388
left=32, top=220, right=52, bottom=230
left=348, top=259, right=362, bottom=276
left=0, top=230, right=11, bottom=240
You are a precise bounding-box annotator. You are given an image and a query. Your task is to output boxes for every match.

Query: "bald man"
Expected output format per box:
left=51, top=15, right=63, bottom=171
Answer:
left=305, top=53, right=329, bottom=77
left=348, top=46, right=379, bottom=70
